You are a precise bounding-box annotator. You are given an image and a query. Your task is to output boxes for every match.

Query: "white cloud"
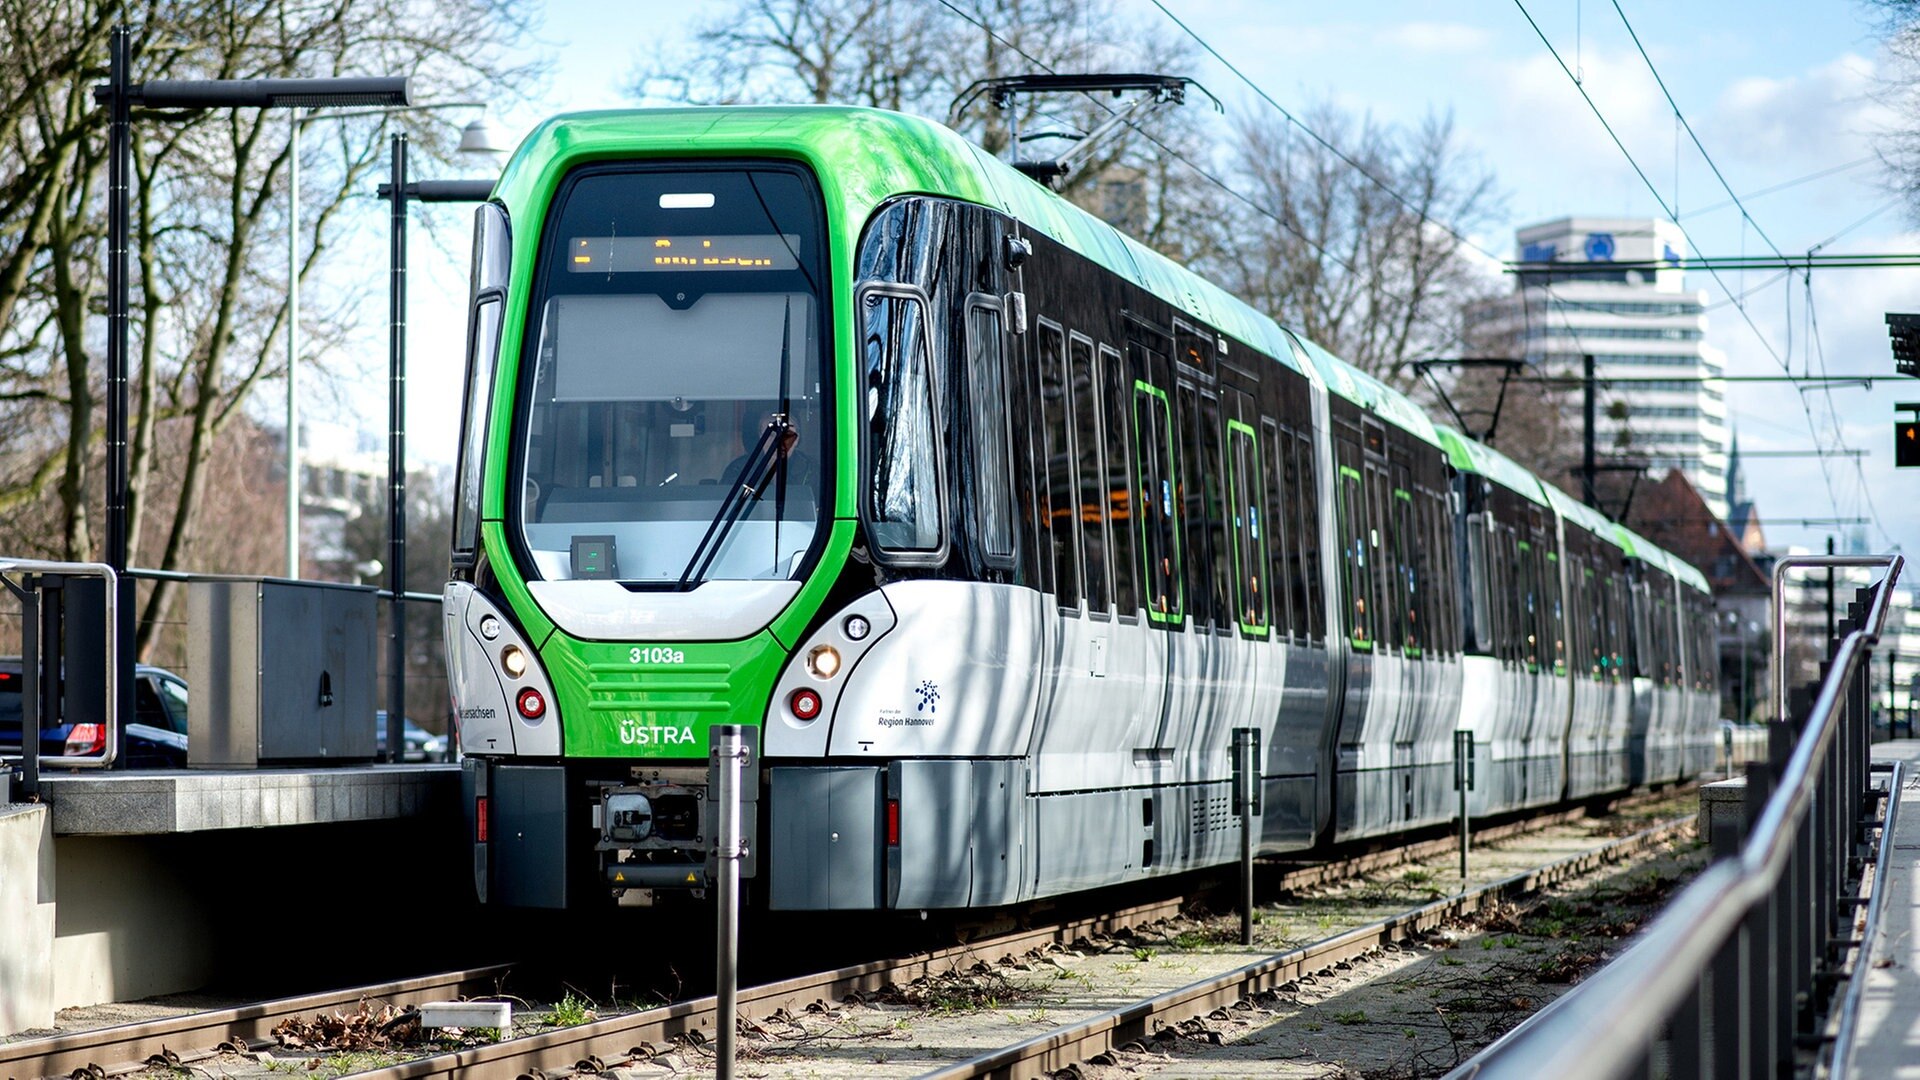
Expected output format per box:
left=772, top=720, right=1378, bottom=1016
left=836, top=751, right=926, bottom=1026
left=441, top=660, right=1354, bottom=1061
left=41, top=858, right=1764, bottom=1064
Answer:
left=1708, top=53, right=1898, bottom=177
left=1385, top=22, right=1490, bottom=54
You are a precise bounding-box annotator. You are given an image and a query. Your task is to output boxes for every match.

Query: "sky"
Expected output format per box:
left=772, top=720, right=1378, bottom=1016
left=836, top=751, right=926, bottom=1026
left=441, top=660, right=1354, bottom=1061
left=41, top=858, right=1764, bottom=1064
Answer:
left=325, top=0, right=1920, bottom=559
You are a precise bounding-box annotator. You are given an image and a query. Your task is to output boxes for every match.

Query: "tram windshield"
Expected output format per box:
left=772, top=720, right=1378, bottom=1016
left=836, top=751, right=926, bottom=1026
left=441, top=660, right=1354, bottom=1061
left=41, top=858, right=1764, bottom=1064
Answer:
left=516, top=166, right=831, bottom=585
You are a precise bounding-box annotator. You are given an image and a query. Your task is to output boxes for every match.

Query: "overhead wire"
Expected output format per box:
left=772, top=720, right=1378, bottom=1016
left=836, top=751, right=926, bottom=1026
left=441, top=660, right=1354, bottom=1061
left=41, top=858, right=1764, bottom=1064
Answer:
left=1511, top=0, right=1854, bottom=531
left=1680, top=156, right=1876, bottom=220
left=929, top=0, right=1482, bottom=366
left=1144, top=0, right=1509, bottom=267
left=1611, top=0, right=1788, bottom=262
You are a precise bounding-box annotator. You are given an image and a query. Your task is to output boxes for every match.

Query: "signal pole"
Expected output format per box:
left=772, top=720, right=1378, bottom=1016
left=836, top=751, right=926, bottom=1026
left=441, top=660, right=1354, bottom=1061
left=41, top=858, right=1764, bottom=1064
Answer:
left=1581, top=353, right=1597, bottom=509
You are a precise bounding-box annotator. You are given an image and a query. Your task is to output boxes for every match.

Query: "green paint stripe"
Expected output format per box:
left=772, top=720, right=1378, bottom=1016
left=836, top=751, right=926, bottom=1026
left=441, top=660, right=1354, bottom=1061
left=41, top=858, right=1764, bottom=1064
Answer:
left=1403, top=646, right=1423, bottom=658
left=1349, top=636, right=1374, bottom=652
left=1393, top=488, right=1412, bottom=502
left=589, top=681, right=732, bottom=694
left=587, top=701, right=733, bottom=713
left=1239, top=621, right=1268, bottom=638
left=1338, top=465, right=1362, bottom=482
left=1546, top=552, right=1558, bottom=562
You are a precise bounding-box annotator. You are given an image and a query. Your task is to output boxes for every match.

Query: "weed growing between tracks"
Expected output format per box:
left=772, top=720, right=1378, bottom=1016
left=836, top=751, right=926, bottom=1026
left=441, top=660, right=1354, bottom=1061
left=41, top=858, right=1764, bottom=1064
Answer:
left=1075, top=831, right=1710, bottom=1080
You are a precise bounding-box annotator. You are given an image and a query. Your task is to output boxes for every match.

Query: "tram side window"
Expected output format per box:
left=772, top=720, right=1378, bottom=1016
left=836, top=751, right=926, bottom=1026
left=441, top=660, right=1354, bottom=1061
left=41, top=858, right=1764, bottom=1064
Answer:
left=1335, top=442, right=1371, bottom=649
left=966, top=302, right=1015, bottom=568
left=1392, top=473, right=1419, bottom=655
left=1227, top=421, right=1268, bottom=636
left=1038, top=322, right=1080, bottom=608
left=1261, top=419, right=1293, bottom=639
left=1070, top=335, right=1110, bottom=614
left=1435, top=492, right=1458, bottom=657
left=1133, top=384, right=1181, bottom=622
left=863, top=290, right=944, bottom=557
left=1295, top=431, right=1324, bottom=643
left=1007, top=304, right=1048, bottom=591
left=1177, top=386, right=1212, bottom=630
left=454, top=296, right=503, bottom=557
left=1200, top=395, right=1233, bottom=631
left=1367, top=464, right=1395, bottom=652
left=1101, top=346, right=1139, bottom=617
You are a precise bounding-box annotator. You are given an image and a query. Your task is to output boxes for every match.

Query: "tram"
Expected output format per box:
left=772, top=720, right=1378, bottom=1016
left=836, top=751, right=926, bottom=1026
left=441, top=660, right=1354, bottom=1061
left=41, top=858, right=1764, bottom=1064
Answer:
left=441, top=106, right=1720, bottom=910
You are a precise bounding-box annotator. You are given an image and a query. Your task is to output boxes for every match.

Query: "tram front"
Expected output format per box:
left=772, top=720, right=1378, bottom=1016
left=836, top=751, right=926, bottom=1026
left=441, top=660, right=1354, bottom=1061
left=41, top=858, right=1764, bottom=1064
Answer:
left=444, top=158, right=840, bottom=908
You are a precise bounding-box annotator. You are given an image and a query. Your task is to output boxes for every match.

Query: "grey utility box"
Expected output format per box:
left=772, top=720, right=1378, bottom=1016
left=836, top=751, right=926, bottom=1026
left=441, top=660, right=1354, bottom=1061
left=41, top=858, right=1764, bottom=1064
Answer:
left=188, top=577, right=378, bottom=766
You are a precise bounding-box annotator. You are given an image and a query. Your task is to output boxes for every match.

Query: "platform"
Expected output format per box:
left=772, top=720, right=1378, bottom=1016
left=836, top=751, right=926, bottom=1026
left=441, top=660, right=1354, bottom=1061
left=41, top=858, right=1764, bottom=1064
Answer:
left=0, top=763, right=475, bottom=1035
left=1846, top=739, right=1920, bottom=1076
left=20, top=763, right=458, bottom=835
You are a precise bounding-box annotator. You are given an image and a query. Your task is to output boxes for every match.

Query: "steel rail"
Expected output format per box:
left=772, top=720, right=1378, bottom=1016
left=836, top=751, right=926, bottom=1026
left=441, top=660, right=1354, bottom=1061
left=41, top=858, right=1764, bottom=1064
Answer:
left=1451, top=554, right=1903, bottom=1079
left=1269, top=785, right=1691, bottom=892
left=0, top=788, right=1675, bottom=1080
left=346, top=897, right=1193, bottom=1080
left=919, top=813, right=1697, bottom=1080
left=0, top=965, right=512, bottom=1080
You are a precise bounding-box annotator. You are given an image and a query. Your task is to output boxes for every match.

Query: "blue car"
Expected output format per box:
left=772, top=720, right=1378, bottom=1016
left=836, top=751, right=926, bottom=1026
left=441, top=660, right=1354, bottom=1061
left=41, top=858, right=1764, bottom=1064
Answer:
left=0, top=658, right=190, bottom=769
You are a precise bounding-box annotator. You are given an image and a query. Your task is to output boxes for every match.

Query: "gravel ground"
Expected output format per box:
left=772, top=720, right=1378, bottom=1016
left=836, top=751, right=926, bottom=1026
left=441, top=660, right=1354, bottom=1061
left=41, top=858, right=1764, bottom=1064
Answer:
left=32, top=791, right=1702, bottom=1080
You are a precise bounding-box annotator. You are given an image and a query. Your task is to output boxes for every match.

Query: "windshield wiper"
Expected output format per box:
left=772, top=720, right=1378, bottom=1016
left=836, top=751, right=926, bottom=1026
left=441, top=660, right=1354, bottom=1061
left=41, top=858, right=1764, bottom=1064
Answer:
left=675, top=416, right=791, bottom=590
left=674, top=299, right=797, bottom=590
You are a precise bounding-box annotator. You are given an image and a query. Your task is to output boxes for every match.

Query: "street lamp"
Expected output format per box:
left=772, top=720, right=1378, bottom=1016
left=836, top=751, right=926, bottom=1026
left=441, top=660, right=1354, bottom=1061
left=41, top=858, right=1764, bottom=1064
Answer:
left=94, top=24, right=408, bottom=760
left=285, top=101, right=499, bottom=579
left=374, top=125, right=506, bottom=762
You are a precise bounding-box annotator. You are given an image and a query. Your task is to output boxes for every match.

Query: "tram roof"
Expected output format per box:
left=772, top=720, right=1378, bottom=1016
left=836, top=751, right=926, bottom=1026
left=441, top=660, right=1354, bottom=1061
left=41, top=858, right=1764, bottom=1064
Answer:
left=1613, top=524, right=1711, bottom=593
left=1286, top=334, right=1441, bottom=447
left=492, top=105, right=1311, bottom=377
left=1536, top=479, right=1628, bottom=549
left=1431, top=426, right=1550, bottom=508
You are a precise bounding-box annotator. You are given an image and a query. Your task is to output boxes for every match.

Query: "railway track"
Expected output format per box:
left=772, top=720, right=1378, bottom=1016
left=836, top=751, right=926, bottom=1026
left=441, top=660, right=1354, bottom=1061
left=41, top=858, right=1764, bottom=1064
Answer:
left=925, top=813, right=1698, bottom=1080
left=0, top=965, right=511, bottom=1080
left=0, top=788, right=1696, bottom=1080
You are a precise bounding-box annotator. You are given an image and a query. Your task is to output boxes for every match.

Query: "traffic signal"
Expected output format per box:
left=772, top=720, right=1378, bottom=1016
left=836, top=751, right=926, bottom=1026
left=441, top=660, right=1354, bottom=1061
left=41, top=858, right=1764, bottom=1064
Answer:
left=1891, top=313, right=1920, bottom=377
left=1899, top=419, right=1920, bottom=468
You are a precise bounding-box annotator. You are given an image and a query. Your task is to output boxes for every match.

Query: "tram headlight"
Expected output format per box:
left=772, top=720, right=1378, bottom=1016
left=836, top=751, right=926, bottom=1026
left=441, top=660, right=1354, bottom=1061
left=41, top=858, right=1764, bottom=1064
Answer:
left=807, top=644, right=842, bottom=679
left=501, top=644, right=528, bottom=679
left=478, top=614, right=501, bottom=641
left=842, top=614, right=871, bottom=641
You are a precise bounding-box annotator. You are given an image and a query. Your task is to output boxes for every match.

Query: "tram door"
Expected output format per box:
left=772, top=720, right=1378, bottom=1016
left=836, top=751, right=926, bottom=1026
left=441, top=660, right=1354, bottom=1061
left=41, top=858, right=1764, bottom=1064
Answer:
left=1164, top=333, right=1224, bottom=780
left=1127, top=333, right=1180, bottom=768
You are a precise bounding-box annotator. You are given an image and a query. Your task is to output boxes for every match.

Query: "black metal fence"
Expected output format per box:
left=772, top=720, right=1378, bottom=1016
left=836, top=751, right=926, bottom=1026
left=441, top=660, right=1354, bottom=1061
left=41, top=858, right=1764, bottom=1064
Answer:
left=1449, top=554, right=1905, bottom=1080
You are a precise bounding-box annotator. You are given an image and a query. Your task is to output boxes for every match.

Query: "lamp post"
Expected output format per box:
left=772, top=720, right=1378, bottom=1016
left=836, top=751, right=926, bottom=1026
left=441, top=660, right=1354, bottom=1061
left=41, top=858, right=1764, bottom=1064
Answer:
left=375, top=122, right=506, bottom=762
left=94, top=25, right=408, bottom=759
left=285, top=103, right=499, bottom=579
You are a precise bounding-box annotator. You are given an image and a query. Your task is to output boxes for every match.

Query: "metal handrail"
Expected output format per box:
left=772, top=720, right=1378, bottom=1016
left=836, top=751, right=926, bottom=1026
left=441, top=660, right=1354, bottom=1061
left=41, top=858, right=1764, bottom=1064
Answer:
left=0, top=558, right=121, bottom=769
left=1451, top=553, right=1902, bottom=1079
left=1773, top=554, right=1893, bottom=724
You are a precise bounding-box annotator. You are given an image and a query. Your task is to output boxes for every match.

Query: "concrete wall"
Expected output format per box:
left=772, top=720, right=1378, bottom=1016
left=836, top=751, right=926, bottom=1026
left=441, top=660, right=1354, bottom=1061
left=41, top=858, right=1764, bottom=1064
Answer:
left=0, top=805, right=55, bottom=1034
left=51, top=836, right=215, bottom=1010
left=0, top=797, right=482, bottom=1037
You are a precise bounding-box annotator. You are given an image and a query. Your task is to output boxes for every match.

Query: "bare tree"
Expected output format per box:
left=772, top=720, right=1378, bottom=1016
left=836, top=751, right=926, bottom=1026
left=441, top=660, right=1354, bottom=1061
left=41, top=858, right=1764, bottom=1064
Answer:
left=1865, top=1, right=1920, bottom=217
left=1203, top=105, right=1503, bottom=387
left=0, top=0, right=538, bottom=658
left=629, top=0, right=1220, bottom=255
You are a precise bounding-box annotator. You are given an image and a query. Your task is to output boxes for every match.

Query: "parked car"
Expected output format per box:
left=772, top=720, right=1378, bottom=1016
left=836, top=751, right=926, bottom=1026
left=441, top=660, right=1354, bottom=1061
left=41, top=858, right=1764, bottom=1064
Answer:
left=374, top=710, right=444, bottom=762
left=0, top=657, right=190, bottom=768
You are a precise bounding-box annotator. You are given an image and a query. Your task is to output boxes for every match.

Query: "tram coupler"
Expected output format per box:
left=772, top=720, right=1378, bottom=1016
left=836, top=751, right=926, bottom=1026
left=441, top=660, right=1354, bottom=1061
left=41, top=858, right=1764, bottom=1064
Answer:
left=592, top=759, right=757, bottom=903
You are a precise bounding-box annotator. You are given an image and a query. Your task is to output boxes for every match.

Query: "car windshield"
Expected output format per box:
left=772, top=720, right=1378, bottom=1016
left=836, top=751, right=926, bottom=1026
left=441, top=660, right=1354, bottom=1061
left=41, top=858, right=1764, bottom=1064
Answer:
left=517, top=166, right=831, bottom=585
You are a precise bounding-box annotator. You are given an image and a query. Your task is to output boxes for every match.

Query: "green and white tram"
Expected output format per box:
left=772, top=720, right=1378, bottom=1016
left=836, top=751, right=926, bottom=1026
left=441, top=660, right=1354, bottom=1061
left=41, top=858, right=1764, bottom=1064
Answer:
left=443, top=105, right=1720, bottom=911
